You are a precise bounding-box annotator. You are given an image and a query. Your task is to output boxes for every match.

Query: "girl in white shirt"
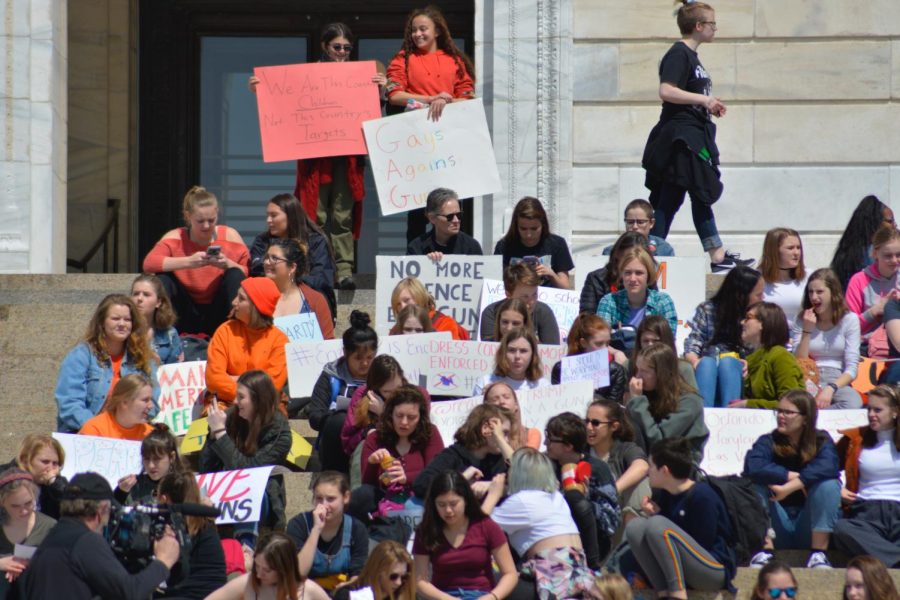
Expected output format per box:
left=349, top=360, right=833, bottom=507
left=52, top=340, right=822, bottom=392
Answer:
left=760, top=227, right=808, bottom=324
left=792, top=268, right=862, bottom=409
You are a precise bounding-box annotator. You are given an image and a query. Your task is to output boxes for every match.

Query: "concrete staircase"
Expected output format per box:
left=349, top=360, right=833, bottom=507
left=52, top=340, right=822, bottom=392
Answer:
left=3, top=273, right=898, bottom=599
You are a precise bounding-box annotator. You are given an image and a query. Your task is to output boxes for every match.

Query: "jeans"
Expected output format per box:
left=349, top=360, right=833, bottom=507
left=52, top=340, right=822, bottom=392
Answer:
left=695, top=356, right=743, bottom=408
left=754, top=480, right=841, bottom=549
left=649, top=181, right=722, bottom=251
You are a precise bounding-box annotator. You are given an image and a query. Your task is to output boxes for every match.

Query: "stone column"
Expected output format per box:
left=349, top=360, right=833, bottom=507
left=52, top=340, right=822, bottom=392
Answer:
left=478, top=0, right=574, bottom=248
left=0, top=0, right=67, bottom=273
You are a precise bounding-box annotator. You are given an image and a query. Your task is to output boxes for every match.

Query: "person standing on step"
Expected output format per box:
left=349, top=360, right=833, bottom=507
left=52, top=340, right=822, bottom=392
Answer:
left=642, top=0, right=754, bottom=274
left=407, top=188, right=483, bottom=259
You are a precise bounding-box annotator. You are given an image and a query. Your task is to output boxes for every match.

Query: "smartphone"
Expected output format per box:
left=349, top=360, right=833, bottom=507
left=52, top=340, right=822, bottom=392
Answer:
left=206, top=245, right=221, bottom=257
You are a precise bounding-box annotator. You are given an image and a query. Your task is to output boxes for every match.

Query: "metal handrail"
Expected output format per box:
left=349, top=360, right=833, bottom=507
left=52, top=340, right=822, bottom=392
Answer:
left=67, top=198, right=120, bottom=273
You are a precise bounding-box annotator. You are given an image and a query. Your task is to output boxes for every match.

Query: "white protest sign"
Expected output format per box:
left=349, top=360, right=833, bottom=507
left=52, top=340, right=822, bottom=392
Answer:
left=153, top=360, right=206, bottom=435
left=699, top=408, right=868, bottom=476
left=196, top=467, right=275, bottom=525
left=285, top=332, right=453, bottom=398
left=275, top=313, right=324, bottom=343
left=574, top=255, right=706, bottom=353
left=561, top=351, right=610, bottom=389
left=423, top=339, right=565, bottom=396
left=350, top=588, right=376, bottom=600
left=430, top=395, right=483, bottom=447
left=477, top=279, right=580, bottom=343
left=53, top=433, right=142, bottom=487
left=518, top=381, right=596, bottom=434
left=376, top=255, right=503, bottom=338
left=363, top=98, right=502, bottom=216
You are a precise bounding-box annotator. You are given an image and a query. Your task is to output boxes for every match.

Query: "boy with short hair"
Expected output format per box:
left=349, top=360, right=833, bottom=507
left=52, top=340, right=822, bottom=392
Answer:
left=625, top=437, right=735, bottom=599
left=478, top=263, right=560, bottom=344
left=602, top=199, right=675, bottom=257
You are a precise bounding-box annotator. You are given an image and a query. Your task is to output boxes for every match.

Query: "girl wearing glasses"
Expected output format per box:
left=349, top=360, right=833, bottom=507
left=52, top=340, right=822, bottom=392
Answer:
left=729, top=302, right=804, bottom=409
left=750, top=561, right=797, bottom=600
left=743, top=390, right=842, bottom=569
left=333, top=540, right=417, bottom=600
left=793, top=268, right=862, bottom=409
left=833, top=385, right=900, bottom=569
left=262, top=238, right=335, bottom=340
left=586, top=397, right=650, bottom=532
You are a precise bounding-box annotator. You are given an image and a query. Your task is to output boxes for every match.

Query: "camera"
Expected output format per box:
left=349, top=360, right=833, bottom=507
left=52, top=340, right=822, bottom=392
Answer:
left=106, top=502, right=218, bottom=573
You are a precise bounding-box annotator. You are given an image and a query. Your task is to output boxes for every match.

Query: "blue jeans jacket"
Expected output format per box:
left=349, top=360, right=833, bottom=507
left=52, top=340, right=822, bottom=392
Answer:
left=55, top=342, right=160, bottom=432
left=152, top=327, right=183, bottom=365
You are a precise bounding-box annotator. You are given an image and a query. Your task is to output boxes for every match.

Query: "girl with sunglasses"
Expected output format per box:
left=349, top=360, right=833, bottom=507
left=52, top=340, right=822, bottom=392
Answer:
left=333, top=540, right=417, bottom=600
left=750, top=561, right=797, bottom=600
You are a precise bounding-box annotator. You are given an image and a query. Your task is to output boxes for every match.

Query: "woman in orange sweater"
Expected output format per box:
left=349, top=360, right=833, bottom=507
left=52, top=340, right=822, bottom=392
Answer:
left=206, top=277, right=289, bottom=407
left=79, top=374, right=155, bottom=441
left=143, top=186, right=249, bottom=336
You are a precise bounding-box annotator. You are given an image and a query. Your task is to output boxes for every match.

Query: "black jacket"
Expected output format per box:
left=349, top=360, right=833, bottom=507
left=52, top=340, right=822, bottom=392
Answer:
left=199, top=412, right=292, bottom=529
left=412, top=443, right=508, bottom=499
left=25, top=517, right=169, bottom=600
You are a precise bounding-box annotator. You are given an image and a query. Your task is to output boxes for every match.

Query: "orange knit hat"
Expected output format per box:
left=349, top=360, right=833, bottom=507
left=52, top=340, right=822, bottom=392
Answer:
left=240, top=277, right=280, bottom=318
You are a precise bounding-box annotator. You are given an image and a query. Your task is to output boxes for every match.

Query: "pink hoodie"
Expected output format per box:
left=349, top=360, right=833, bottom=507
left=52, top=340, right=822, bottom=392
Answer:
left=845, top=263, right=899, bottom=336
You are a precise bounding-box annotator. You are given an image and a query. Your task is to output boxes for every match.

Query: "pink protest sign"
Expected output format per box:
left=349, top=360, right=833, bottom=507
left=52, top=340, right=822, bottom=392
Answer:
left=254, top=61, right=381, bottom=162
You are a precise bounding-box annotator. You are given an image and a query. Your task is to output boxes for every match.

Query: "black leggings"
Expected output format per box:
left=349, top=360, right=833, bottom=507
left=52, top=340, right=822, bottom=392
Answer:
left=564, top=489, right=611, bottom=570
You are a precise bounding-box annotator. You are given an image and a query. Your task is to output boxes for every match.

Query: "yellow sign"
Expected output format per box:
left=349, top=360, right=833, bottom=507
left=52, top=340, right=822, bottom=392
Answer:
left=287, top=431, right=313, bottom=469
left=180, top=417, right=209, bottom=454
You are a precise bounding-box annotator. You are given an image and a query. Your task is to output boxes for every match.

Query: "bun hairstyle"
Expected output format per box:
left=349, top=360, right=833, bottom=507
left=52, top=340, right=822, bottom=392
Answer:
left=675, top=0, right=714, bottom=35
left=267, top=237, right=309, bottom=283
left=343, top=310, right=379, bottom=355
left=182, top=185, right=217, bottom=222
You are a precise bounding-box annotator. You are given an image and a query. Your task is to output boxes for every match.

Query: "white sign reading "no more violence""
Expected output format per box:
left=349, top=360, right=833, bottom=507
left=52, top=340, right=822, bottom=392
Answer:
left=362, top=99, right=502, bottom=216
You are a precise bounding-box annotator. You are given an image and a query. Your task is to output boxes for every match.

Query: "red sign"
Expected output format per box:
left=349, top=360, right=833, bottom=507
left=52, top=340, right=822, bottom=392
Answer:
left=254, top=61, right=381, bottom=162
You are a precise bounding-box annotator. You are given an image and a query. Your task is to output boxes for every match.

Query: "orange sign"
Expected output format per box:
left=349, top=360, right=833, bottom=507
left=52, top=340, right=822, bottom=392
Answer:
left=254, top=61, right=381, bottom=162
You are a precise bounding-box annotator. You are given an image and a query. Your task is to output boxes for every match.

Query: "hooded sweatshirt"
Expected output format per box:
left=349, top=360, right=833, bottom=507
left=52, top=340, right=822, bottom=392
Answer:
left=307, top=358, right=366, bottom=431
left=845, top=263, right=899, bottom=336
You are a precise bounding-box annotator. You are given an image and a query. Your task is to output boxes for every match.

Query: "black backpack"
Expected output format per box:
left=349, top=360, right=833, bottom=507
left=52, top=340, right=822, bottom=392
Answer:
left=695, top=471, right=769, bottom=566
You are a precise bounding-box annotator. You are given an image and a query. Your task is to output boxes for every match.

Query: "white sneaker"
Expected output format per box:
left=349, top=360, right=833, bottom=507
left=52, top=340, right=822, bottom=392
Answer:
left=806, top=551, right=833, bottom=569
left=749, top=551, right=774, bottom=568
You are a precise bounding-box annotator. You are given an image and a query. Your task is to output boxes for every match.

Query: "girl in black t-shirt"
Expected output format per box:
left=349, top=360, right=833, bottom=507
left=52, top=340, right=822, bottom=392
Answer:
left=642, top=1, right=754, bottom=274
left=493, top=196, right=575, bottom=289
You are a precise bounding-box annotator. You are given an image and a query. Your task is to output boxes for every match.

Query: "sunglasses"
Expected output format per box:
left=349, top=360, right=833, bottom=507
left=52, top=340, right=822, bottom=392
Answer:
left=330, top=44, right=353, bottom=52
left=584, top=418, right=613, bottom=427
left=388, top=573, right=408, bottom=583
left=767, top=587, right=796, bottom=599
left=437, top=212, right=463, bottom=222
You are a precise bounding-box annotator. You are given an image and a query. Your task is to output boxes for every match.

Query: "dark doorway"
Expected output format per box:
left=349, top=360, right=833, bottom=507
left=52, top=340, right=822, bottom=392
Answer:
left=138, top=0, right=475, bottom=271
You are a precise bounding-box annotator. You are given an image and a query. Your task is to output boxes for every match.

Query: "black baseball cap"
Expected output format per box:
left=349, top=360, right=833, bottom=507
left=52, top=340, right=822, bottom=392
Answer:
left=63, top=472, right=115, bottom=501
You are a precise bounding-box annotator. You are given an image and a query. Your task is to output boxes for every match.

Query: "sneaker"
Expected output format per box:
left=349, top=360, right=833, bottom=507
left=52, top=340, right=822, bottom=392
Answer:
left=725, top=250, right=756, bottom=267
left=806, top=551, right=833, bottom=569
left=338, top=276, right=356, bottom=291
left=711, top=251, right=756, bottom=274
left=749, top=551, right=774, bottom=568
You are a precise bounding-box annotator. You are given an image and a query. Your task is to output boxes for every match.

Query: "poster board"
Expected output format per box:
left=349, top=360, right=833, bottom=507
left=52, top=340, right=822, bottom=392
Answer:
left=477, top=279, right=580, bottom=343
left=362, top=99, right=502, bottom=216
left=153, top=361, right=206, bottom=435
left=254, top=61, right=380, bottom=162
left=53, top=433, right=142, bottom=487
left=197, top=467, right=275, bottom=525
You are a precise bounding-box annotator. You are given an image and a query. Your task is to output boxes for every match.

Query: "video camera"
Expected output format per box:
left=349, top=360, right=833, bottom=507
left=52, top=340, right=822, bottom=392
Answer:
left=107, top=502, right=220, bottom=573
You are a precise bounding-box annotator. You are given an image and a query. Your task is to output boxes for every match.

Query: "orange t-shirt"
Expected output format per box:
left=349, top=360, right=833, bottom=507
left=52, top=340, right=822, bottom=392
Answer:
left=108, top=352, right=125, bottom=399
left=205, top=320, right=289, bottom=402
left=79, top=411, right=153, bottom=441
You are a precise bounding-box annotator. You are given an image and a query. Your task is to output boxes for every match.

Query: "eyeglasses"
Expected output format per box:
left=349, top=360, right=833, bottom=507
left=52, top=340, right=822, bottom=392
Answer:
left=700, top=21, right=717, bottom=29
left=437, top=212, right=463, bottom=222
left=624, top=219, right=651, bottom=227
left=774, top=408, right=803, bottom=418
left=388, top=573, right=409, bottom=583
left=263, top=254, right=289, bottom=264
left=544, top=432, right=565, bottom=444
left=584, top=418, right=613, bottom=427
left=767, top=587, right=796, bottom=599
left=330, top=44, right=353, bottom=52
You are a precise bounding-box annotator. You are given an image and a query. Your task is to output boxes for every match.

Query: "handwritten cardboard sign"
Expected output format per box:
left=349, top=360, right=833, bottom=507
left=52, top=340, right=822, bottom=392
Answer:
left=53, top=433, right=142, bottom=487
left=560, top=350, right=610, bottom=389
left=424, top=339, right=565, bottom=396
left=700, top=408, right=868, bottom=476
left=275, top=313, right=324, bottom=343
left=153, top=361, right=206, bottom=435
left=287, top=431, right=313, bottom=469
left=181, top=417, right=210, bottom=454
left=574, top=255, right=706, bottom=353
left=254, top=61, right=381, bottom=162
left=196, top=467, right=275, bottom=524
left=376, top=255, right=504, bottom=338
left=285, top=332, right=452, bottom=398
left=430, top=381, right=595, bottom=447
left=362, top=99, right=502, bottom=216
left=477, top=279, right=580, bottom=343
